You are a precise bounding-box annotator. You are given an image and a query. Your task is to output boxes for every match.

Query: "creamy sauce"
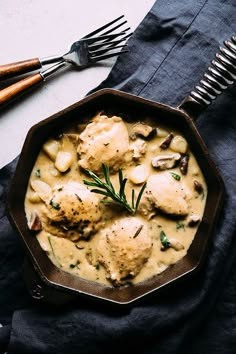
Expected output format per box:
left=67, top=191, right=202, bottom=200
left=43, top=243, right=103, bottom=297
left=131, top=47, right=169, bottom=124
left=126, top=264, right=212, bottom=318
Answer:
left=25, top=113, right=207, bottom=286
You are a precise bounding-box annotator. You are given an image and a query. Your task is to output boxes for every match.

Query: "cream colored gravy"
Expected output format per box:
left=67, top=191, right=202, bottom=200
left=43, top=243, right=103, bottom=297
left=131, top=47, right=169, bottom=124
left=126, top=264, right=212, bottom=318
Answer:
left=24, top=113, right=207, bottom=286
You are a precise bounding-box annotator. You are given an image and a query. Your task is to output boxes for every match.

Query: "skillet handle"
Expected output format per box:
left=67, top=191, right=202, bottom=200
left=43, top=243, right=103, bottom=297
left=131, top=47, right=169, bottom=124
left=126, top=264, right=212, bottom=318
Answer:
left=178, top=35, right=236, bottom=121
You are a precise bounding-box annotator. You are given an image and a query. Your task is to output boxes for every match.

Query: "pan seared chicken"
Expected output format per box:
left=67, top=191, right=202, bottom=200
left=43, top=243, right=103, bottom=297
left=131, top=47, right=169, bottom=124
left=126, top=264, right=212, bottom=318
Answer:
left=30, top=180, right=102, bottom=240
left=97, top=217, right=152, bottom=285
left=140, top=172, right=190, bottom=218
left=77, top=114, right=130, bottom=174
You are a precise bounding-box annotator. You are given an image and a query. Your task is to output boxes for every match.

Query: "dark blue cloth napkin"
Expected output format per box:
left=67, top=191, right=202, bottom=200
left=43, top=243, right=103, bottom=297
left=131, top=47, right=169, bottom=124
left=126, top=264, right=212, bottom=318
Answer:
left=1, top=1, right=236, bottom=353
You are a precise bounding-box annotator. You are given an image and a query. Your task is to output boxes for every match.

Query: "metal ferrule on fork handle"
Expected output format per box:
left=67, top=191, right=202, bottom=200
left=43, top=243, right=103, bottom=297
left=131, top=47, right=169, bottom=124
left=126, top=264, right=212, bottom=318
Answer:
left=40, top=61, right=67, bottom=80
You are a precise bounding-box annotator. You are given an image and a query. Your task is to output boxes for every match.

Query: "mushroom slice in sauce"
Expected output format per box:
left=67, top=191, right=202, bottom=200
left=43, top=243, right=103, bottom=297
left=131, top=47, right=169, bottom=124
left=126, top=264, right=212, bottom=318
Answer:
left=168, top=238, right=185, bottom=251
left=27, top=211, right=42, bottom=231
left=130, top=122, right=156, bottom=140
left=151, top=153, right=181, bottom=170
left=129, top=139, right=147, bottom=160
left=188, top=214, right=201, bottom=227
left=159, top=133, right=174, bottom=149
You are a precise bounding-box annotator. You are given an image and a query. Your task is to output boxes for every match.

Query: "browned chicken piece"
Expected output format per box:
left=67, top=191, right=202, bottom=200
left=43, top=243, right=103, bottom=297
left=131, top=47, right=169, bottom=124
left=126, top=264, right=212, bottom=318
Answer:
left=97, top=217, right=152, bottom=285
left=140, top=171, right=189, bottom=217
left=77, top=114, right=130, bottom=174
left=30, top=180, right=102, bottom=240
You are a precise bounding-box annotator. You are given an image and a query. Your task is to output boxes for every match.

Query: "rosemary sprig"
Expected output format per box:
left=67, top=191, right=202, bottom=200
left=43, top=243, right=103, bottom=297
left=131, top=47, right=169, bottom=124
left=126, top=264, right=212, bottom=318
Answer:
left=83, top=163, right=146, bottom=215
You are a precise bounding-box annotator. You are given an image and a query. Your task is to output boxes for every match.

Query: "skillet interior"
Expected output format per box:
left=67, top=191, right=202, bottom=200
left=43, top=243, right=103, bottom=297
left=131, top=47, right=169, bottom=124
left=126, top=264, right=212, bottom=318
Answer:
left=7, top=88, right=225, bottom=305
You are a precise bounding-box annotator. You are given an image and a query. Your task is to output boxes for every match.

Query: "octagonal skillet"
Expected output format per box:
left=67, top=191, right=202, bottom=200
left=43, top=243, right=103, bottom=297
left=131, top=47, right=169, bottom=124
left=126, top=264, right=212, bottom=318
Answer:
left=8, top=37, right=235, bottom=306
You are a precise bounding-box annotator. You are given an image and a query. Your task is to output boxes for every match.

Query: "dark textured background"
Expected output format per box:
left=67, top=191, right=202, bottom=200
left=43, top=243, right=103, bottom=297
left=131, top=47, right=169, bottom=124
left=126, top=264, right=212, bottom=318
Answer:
left=0, top=1, right=236, bottom=353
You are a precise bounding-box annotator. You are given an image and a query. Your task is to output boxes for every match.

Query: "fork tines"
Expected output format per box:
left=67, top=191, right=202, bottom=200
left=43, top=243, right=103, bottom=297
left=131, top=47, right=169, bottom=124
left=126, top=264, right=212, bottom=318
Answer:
left=87, top=33, right=131, bottom=62
left=83, top=15, right=129, bottom=39
left=84, top=15, right=132, bottom=63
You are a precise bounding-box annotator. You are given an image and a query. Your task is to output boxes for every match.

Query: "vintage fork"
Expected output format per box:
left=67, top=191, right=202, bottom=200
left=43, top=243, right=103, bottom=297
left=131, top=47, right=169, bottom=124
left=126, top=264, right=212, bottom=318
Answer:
left=0, top=15, right=131, bottom=107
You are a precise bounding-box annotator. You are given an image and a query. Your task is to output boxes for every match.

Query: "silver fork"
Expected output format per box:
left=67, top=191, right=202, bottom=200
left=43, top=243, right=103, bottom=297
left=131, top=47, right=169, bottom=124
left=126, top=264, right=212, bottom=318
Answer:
left=0, top=15, right=131, bottom=107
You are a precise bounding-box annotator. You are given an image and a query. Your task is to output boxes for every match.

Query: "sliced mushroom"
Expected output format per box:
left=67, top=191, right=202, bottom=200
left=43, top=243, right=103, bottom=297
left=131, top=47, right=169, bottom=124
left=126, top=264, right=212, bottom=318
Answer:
left=170, top=135, right=188, bottom=154
left=169, top=238, right=185, bottom=251
left=188, top=215, right=201, bottom=227
left=159, top=133, right=174, bottom=149
left=131, top=122, right=156, bottom=140
left=151, top=153, right=181, bottom=170
left=179, top=154, right=189, bottom=175
left=27, top=211, right=42, bottom=231
left=194, top=180, right=204, bottom=194
left=130, top=139, right=147, bottom=160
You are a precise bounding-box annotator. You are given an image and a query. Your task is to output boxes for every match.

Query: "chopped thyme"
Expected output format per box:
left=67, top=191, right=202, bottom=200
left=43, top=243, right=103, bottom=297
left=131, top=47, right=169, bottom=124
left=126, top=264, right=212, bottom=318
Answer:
left=57, top=187, right=64, bottom=191
left=170, top=172, right=181, bottom=181
left=75, top=193, right=82, bottom=202
left=49, top=199, right=61, bottom=210
left=69, top=264, right=76, bottom=269
left=176, top=221, right=185, bottom=231
left=133, top=224, right=143, bottom=238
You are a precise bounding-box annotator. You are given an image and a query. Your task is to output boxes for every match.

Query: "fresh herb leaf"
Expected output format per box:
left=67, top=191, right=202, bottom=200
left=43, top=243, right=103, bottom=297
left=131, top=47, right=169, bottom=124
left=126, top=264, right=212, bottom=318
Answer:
left=57, top=187, right=63, bottom=191
left=135, top=182, right=147, bottom=211
left=75, top=193, right=82, bottom=202
left=160, top=230, right=171, bottom=250
left=48, top=236, right=61, bottom=267
left=35, top=169, right=41, bottom=178
left=69, top=264, right=76, bottom=269
left=170, top=172, right=181, bottom=181
left=176, top=221, right=185, bottom=231
left=133, top=224, right=143, bottom=238
left=49, top=199, right=61, bottom=210
left=83, top=163, right=146, bottom=214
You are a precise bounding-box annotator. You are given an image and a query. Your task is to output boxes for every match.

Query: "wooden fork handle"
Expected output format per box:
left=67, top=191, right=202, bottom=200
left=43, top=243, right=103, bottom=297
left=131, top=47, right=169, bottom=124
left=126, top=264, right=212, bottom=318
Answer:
left=0, top=73, right=44, bottom=107
left=0, top=58, right=42, bottom=81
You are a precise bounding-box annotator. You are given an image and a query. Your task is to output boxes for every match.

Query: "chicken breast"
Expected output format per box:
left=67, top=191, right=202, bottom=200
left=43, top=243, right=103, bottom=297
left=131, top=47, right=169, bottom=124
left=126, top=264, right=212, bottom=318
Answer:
left=97, top=217, right=152, bottom=285
left=77, top=114, right=130, bottom=174
left=140, top=172, right=189, bottom=217
left=30, top=180, right=102, bottom=240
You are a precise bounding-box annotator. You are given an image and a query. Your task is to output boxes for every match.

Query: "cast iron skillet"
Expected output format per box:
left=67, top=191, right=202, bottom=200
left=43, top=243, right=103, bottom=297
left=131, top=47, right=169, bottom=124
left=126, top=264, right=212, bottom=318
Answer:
left=7, top=37, right=236, bottom=306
